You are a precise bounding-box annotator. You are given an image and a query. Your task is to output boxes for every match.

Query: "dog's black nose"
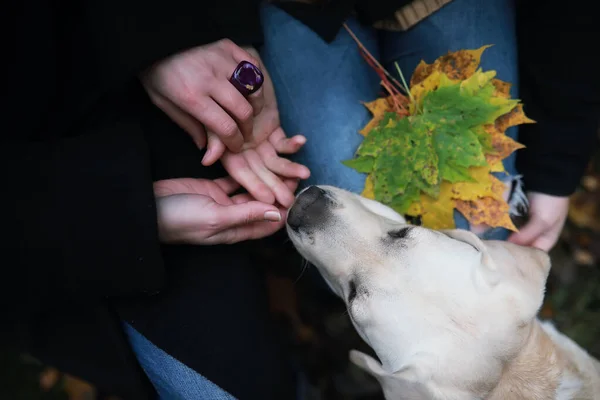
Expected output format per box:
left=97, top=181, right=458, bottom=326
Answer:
left=287, top=186, right=328, bottom=231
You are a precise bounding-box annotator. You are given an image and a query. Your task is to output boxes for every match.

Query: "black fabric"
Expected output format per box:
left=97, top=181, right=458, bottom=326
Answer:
left=115, top=243, right=297, bottom=400
left=274, top=0, right=600, bottom=196
left=3, top=0, right=295, bottom=399
left=514, top=1, right=600, bottom=196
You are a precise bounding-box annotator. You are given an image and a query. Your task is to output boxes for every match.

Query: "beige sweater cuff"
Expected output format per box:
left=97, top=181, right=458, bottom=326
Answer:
left=373, top=0, right=453, bottom=31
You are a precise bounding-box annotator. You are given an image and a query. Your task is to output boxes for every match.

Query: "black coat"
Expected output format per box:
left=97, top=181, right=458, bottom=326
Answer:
left=3, top=0, right=599, bottom=398
left=3, top=0, right=296, bottom=399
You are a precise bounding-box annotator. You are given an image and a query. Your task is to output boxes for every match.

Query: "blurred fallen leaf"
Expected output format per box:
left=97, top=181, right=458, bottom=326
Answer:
left=39, top=367, right=60, bottom=391
left=573, top=249, right=595, bottom=266
left=63, top=374, right=96, bottom=400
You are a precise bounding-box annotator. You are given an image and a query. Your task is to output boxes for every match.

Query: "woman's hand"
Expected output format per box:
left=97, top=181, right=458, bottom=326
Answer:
left=154, top=176, right=297, bottom=245
left=220, top=128, right=310, bottom=208
left=508, top=192, right=570, bottom=251
left=200, top=47, right=284, bottom=165
left=141, top=39, right=264, bottom=159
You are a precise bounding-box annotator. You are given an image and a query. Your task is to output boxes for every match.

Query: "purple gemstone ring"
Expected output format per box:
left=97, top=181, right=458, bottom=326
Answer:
left=229, top=61, right=264, bottom=97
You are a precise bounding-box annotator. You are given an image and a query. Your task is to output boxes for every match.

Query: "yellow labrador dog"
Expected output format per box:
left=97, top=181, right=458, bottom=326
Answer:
left=286, top=185, right=600, bottom=400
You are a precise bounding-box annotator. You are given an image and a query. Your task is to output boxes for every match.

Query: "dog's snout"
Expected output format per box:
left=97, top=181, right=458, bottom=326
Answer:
left=287, top=186, right=329, bottom=231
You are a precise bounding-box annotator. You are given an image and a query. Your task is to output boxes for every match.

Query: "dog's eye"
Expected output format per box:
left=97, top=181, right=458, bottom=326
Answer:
left=388, top=227, right=411, bottom=239
left=348, top=280, right=357, bottom=302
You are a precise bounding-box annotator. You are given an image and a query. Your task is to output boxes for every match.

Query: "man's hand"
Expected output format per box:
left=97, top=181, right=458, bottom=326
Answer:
left=154, top=177, right=296, bottom=245
left=508, top=192, right=570, bottom=251
left=140, top=39, right=264, bottom=159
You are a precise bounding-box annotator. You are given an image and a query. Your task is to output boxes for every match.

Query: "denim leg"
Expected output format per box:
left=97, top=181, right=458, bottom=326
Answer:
left=260, top=4, right=381, bottom=193
left=123, top=323, right=237, bottom=400
left=380, top=0, right=519, bottom=238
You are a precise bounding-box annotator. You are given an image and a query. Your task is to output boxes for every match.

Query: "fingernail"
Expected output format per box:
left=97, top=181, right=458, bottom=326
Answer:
left=201, top=149, right=212, bottom=165
left=295, top=135, right=306, bottom=145
left=264, top=211, right=281, bottom=222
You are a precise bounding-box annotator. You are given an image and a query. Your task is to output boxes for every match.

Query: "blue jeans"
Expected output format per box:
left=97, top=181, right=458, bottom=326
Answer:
left=260, top=0, right=519, bottom=240
left=123, top=323, right=237, bottom=400
left=124, top=323, right=308, bottom=400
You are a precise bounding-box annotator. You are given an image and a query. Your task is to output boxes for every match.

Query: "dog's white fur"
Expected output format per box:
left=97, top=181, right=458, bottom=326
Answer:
left=286, top=186, right=600, bottom=400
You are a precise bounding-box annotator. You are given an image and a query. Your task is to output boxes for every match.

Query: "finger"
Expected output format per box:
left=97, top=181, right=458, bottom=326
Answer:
left=256, top=141, right=310, bottom=179
left=185, top=97, right=243, bottom=153
left=284, top=178, right=300, bottom=193
left=216, top=201, right=282, bottom=229
left=202, top=132, right=227, bottom=166
left=231, top=193, right=254, bottom=204
left=210, top=83, right=254, bottom=141
left=221, top=152, right=275, bottom=204
left=247, top=87, right=265, bottom=116
left=213, top=176, right=241, bottom=195
left=530, top=235, right=557, bottom=252
left=231, top=179, right=297, bottom=204
left=244, top=150, right=296, bottom=208
left=187, top=180, right=232, bottom=205
left=262, top=152, right=310, bottom=180
left=508, top=216, right=548, bottom=247
left=147, top=91, right=207, bottom=149
left=222, top=42, right=266, bottom=116
left=207, top=187, right=234, bottom=206
left=215, top=207, right=289, bottom=244
left=269, top=129, right=307, bottom=154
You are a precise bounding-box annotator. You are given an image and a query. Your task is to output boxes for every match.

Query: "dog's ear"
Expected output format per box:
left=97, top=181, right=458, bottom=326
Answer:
left=349, top=350, right=387, bottom=377
left=350, top=350, right=433, bottom=397
left=350, top=350, right=434, bottom=382
left=358, top=197, right=407, bottom=224
left=440, top=229, right=501, bottom=288
left=494, top=240, right=551, bottom=278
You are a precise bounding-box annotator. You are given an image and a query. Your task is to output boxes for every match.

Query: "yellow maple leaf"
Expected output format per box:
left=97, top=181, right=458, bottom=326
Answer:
left=362, top=175, right=375, bottom=199
left=456, top=197, right=516, bottom=231
left=409, top=72, right=457, bottom=114
left=410, top=45, right=492, bottom=88
left=483, top=125, right=525, bottom=171
left=406, top=165, right=510, bottom=230
left=353, top=45, right=533, bottom=232
left=495, top=103, right=536, bottom=133
left=451, top=165, right=501, bottom=201
left=455, top=167, right=517, bottom=231
left=491, top=78, right=511, bottom=98
left=360, top=98, right=392, bottom=136
left=359, top=95, right=410, bottom=136
left=406, top=182, right=456, bottom=230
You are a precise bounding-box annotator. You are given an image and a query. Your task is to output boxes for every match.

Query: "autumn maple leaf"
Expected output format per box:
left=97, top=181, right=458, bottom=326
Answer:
left=343, top=45, right=534, bottom=230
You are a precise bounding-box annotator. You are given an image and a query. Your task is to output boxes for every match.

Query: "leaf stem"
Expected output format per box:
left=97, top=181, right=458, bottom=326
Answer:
left=395, top=62, right=415, bottom=105
left=343, top=23, right=408, bottom=96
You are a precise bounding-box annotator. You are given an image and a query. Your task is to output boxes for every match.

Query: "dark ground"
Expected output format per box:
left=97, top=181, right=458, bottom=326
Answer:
left=2, top=141, right=599, bottom=400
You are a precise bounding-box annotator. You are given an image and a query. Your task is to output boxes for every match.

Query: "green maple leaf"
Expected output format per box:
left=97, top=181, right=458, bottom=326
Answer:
left=344, top=78, right=515, bottom=214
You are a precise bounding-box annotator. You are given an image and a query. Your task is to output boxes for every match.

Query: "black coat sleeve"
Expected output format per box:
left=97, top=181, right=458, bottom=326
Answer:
left=2, top=0, right=263, bottom=305
left=76, top=0, right=265, bottom=89
left=1, top=124, right=165, bottom=299
left=515, top=2, right=600, bottom=196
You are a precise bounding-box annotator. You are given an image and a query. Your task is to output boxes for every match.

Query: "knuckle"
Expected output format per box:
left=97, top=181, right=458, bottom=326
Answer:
left=206, top=215, right=222, bottom=230
left=247, top=55, right=261, bottom=67
left=147, top=91, right=165, bottom=107
left=218, top=38, right=235, bottom=51
left=177, top=88, right=200, bottom=108
left=238, top=104, right=253, bottom=122
left=243, top=213, right=254, bottom=225
left=218, top=121, right=239, bottom=138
